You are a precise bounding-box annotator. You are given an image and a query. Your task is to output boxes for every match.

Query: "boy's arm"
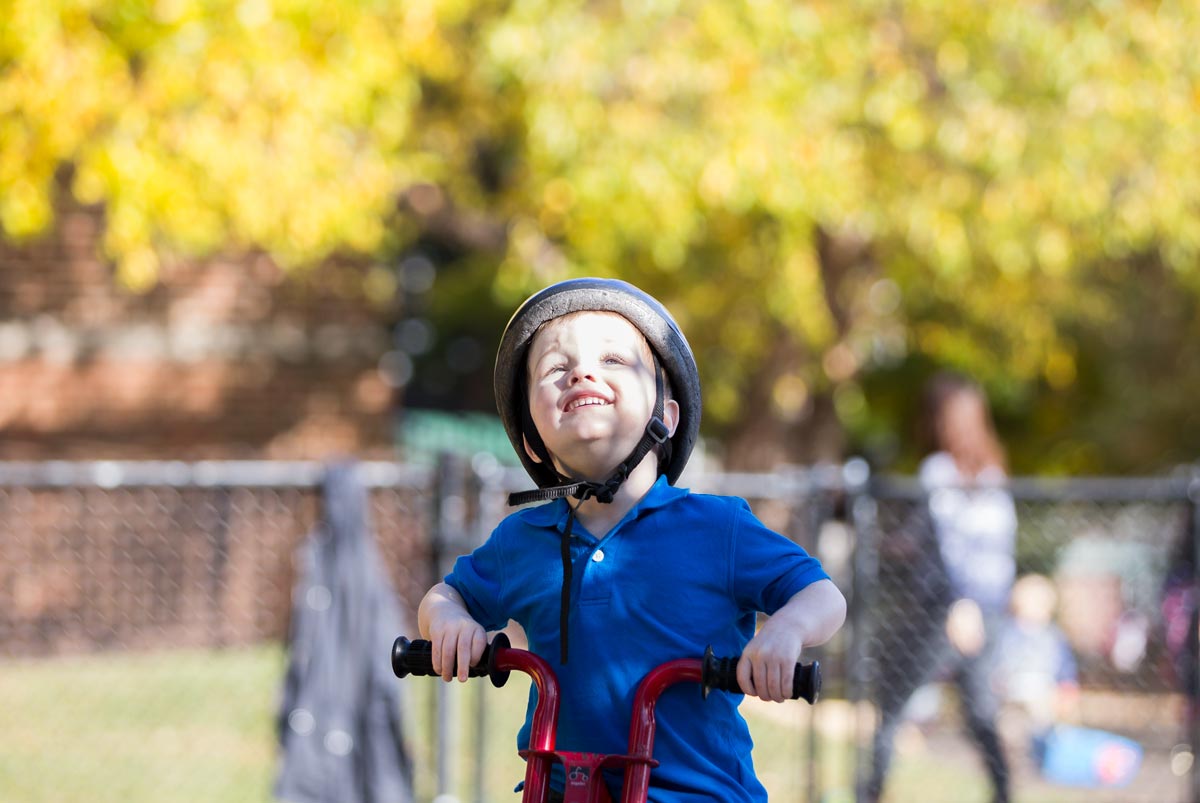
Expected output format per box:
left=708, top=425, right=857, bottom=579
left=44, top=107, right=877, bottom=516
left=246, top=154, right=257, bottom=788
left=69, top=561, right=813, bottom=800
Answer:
left=737, top=579, right=847, bottom=703
left=417, top=582, right=488, bottom=683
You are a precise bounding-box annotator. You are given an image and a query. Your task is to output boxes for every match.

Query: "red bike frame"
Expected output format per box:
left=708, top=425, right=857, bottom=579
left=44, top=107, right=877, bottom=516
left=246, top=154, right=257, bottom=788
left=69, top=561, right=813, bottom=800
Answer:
left=507, top=649, right=707, bottom=803
left=392, top=635, right=819, bottom=803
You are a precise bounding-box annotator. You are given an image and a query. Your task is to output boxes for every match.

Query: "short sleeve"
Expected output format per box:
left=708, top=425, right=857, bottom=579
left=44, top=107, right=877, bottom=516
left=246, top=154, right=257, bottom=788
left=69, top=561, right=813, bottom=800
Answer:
left=729, top=500, right=830, bottom=615
left=444, top=534, right=510, bottom=633
left=919, top=451, right=959, bottom=489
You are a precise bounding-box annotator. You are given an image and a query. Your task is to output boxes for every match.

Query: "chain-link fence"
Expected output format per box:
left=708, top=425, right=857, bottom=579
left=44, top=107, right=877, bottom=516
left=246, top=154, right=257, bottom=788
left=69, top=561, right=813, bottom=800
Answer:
left=0, top=461, right=434, bottom=656
left=849, top=471, right=1200, bottom=803
left=1, top=458, right=1196, bottom=803
left=0, top=460, right=436, bottom=803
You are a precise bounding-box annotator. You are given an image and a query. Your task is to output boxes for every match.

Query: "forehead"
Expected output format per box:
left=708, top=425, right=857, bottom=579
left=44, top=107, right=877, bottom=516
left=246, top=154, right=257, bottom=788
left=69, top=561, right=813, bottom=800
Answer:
left=528, top=310, right=649, bottom=353
left=942, top=389, right=987, bottom=418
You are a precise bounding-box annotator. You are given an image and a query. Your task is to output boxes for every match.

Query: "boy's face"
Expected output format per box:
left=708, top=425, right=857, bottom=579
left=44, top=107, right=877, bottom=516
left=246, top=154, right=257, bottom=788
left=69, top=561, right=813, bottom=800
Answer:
left=525, top=311, right=678, bottom=480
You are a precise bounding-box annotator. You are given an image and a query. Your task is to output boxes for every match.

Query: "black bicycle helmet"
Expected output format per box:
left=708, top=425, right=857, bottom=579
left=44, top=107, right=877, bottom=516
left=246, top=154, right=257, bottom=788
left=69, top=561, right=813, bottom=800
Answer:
left=494, top=277, right=702, bottom=494
left=494, top=278, right=702, bottom=664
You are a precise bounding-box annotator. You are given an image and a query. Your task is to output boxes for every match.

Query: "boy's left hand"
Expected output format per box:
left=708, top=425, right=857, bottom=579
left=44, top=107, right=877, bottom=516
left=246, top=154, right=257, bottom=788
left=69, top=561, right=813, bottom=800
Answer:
left=735, top=579, right=847, bottom=703
left=737, top=622, right=804, bottom=703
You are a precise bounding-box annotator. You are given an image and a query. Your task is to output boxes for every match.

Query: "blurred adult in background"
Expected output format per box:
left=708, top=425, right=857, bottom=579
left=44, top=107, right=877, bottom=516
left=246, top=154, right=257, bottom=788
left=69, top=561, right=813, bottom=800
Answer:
left=866, top=372, right=1015, bottom=803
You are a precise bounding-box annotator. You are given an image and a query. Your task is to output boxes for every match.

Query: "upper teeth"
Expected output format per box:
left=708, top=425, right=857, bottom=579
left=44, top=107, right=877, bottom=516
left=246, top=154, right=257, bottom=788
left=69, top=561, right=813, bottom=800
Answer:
left=568, top=397, right=607, bottom=411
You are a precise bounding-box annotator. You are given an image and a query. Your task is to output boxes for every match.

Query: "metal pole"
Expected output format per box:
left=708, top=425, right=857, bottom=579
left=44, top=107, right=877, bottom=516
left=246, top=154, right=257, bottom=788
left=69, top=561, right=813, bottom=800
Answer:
left=209, top=487, right=232, bottom=647
left=471, top=679, right=488, bottom=803
left=1190, top=469, right=1200, bottom=803
left=466, top=461, right=488, bottom=803
left=843, top=458, right=877, bottom=803
left=802, top=470, right=831, bottom=803
left=431, top=452, right=468, bottom=803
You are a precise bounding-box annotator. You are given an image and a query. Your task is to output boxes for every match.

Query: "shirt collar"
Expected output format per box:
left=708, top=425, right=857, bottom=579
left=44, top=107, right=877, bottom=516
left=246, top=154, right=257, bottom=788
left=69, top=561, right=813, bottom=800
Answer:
left=516, top=474, right=689, bottom=532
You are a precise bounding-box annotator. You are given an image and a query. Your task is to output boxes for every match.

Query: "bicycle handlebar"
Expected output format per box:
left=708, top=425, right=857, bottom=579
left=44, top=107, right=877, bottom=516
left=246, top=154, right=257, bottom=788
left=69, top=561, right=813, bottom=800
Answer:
left=700, top=645, right=820, bottom=704
left=391, top=635, right=819, bottom=704
left=391, top=632, right=514, bottom=687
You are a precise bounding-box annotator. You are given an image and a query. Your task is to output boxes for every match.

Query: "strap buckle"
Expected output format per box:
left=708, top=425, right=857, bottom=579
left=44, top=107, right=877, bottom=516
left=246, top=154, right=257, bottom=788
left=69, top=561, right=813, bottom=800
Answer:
left=646, top=417, right=670, bottom=445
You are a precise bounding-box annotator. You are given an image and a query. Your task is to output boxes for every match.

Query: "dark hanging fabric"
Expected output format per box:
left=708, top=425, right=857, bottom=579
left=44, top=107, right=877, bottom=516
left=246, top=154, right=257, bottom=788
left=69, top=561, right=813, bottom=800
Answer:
left=275, top=462, right=414, bottom=803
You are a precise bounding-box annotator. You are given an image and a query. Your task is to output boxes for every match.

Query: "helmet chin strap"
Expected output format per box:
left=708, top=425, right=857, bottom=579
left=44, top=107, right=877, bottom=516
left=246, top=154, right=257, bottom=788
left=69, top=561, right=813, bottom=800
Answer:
left=508, top=362, right=668, bottom=663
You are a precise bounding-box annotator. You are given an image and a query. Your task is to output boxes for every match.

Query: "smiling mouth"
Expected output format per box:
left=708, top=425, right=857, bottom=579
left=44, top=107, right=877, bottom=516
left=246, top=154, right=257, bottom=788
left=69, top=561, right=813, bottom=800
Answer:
left=565, top=396, right=610, bottom=412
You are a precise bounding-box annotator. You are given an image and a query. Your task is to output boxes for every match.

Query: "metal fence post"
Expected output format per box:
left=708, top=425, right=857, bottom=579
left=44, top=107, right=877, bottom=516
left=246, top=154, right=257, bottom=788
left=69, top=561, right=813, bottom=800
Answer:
left=802, top=467, right=821, bottom=803
left=800, top=464, right=840, bottom=803
left=843, top=458, right=877, bottom=803
left=431, top=452, right=469, bottom=803
left=208, top=487, right=232, bottom=647
left=464, top=459, right=489, bottom=803
left=1190, top=467, right=1200, bottom=803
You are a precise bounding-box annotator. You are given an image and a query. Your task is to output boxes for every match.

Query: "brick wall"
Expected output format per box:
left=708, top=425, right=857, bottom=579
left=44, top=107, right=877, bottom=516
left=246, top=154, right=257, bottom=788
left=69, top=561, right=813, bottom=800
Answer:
left=0, top=196, right=399, bottom=460
left=0, top=482, right=432, bottom=656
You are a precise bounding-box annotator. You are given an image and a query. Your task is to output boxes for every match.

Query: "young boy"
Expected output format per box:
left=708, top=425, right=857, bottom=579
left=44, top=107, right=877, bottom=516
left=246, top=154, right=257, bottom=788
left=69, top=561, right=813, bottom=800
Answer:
left=418, top=278, right=846, bottom=802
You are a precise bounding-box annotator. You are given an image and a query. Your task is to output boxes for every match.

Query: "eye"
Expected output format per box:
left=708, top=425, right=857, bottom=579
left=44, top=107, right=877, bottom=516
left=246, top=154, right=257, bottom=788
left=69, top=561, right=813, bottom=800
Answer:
left=602, top=352, right=628, bottom=366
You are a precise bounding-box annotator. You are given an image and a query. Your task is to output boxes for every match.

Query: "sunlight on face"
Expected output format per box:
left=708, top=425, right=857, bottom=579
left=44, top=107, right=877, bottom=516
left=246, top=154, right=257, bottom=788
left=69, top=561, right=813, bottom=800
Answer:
left=524, top=311, right=660, bottom=479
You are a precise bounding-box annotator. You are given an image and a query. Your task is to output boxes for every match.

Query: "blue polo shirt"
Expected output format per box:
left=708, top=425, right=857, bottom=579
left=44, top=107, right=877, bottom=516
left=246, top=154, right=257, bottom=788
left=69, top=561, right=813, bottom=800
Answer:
left=445, top=476, right=830, bottom=802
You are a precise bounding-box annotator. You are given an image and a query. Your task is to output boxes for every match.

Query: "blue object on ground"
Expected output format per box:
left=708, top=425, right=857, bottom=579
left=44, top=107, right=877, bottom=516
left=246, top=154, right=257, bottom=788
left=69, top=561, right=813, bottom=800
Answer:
left=1036, top=725, right=1143, bottom=788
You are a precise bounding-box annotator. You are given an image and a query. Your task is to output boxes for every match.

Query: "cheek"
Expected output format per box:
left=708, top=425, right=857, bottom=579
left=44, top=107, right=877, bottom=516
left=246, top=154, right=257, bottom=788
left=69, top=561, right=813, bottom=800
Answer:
left=624, top=376, right=658, bottom=413
left=528, top=383, right=559, bottom=420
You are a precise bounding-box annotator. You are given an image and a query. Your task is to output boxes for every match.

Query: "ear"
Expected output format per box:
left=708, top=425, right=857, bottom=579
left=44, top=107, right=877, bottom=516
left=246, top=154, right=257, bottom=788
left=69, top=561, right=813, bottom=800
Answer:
left=523, top=434, right=544, bottom=464
left=663, top=398, right=681, bottom=437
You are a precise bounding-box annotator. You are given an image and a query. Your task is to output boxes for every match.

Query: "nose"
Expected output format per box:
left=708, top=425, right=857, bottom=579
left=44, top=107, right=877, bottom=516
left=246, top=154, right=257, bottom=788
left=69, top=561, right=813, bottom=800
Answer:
left=568, top=363, right=597, bottom=385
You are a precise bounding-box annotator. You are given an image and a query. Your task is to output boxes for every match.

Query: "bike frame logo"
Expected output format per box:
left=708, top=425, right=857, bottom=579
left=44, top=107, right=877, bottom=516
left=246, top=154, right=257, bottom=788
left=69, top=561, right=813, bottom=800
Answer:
left=567, top=765, right=590, bottom=786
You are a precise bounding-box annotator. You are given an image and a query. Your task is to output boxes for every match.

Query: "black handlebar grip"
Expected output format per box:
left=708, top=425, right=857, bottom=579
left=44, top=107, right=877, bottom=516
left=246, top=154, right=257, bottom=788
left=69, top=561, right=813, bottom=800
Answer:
left=391, top=632, right=512, bottom=687
left=791, top=661, right=821, bottom=704
left=700, top=646, right=821, bottom=704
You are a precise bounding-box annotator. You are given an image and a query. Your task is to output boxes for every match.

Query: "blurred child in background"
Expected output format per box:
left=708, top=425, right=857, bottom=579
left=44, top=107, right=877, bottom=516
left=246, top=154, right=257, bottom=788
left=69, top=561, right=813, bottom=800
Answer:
left=868, top=372, right=1015, bottom=803
left=998, top=573, right=1080, bottom=731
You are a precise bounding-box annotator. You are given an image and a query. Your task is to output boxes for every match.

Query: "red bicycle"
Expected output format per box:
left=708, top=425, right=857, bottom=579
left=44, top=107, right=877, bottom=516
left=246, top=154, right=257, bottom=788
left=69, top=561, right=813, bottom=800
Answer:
left=392, top=633, right=820, bottom=803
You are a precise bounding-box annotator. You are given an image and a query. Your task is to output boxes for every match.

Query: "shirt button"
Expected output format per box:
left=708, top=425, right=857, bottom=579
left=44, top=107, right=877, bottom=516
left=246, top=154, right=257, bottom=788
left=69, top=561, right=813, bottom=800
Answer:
left=591, top=549, right=605, bottom=563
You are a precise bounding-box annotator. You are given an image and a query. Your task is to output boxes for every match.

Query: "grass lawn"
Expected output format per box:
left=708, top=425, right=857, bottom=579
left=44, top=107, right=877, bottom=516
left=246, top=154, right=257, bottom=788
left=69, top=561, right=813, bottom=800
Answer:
left=0, top=647, right=284, bottom=803
left=1, top=645, right=855, bottom=802
left=5, top=647, right=1175, bottom=802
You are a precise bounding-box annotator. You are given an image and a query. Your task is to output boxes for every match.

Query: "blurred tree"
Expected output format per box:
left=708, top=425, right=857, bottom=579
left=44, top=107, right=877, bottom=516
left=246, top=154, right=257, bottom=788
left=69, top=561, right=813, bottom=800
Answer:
left=3, top=0, right=1198, bottom=472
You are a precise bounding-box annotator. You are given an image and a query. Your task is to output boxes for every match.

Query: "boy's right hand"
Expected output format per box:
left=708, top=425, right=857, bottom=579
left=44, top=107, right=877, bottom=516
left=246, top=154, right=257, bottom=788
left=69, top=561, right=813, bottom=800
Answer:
left=429, top=612, right=488, bottom=683
left=418, top=582, right=489, bottom=682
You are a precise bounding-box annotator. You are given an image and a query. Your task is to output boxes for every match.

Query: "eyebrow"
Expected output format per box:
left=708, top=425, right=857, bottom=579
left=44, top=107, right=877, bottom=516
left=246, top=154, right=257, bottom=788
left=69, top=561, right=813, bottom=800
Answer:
left=526, top=316, right=651, bottom=371
left=526, top=337, right=564, bottom=380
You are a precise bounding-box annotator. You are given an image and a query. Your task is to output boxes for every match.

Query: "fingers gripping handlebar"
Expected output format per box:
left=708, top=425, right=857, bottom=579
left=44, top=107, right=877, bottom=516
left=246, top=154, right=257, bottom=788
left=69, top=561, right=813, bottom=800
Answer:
left=699, top=645, right=821, bottom=704
left=391, top=635, right=820, bottom=704
left=391, top=632, right=513, bottom=687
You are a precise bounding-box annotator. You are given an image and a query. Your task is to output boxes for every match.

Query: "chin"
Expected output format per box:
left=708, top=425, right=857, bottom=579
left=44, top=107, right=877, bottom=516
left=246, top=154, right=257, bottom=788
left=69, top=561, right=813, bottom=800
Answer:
left=555, top=448, right=625, bottom=480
